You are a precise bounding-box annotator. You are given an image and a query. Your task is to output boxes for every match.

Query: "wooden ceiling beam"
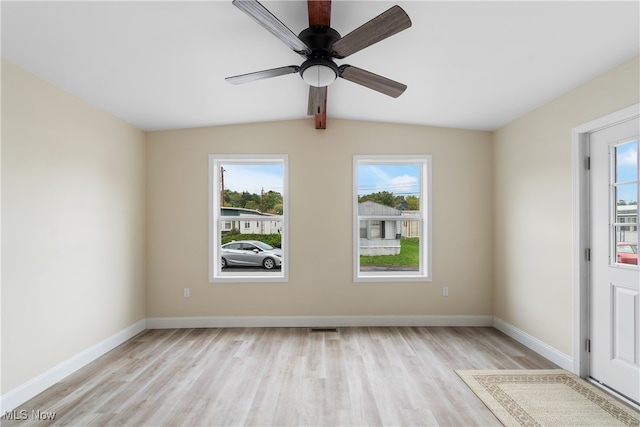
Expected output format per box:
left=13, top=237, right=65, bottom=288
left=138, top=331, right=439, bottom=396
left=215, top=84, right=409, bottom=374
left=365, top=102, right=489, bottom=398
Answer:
left=308, top=0, right=331, bottom=27
left=314, top=88, right=327, bottom=129
left=308, top=0, right=331, bottom=129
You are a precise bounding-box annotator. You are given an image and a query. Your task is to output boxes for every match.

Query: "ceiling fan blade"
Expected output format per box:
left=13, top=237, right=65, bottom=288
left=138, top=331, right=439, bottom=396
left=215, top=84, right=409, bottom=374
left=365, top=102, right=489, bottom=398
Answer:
left=307, top=86, right=327, bottom=115
left=339, top=65, right=407, bottom=98
left=331, top=5, right=411, bottom=59
left=232, top=0, right=311, bottom=55
left=225, top=66, right=300, bottom=85
left=308, top=0, right=331, bottom=27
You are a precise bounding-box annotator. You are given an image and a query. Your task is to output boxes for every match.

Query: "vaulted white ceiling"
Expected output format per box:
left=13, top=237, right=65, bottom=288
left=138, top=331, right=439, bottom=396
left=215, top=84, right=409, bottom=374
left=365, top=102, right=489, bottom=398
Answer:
left=2, top=1, right=638, bottom=131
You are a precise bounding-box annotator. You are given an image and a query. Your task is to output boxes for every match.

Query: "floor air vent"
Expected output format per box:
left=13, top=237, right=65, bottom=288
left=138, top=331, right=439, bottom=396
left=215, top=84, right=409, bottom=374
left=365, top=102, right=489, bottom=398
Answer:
left=309, top=328, right=338, bottom=333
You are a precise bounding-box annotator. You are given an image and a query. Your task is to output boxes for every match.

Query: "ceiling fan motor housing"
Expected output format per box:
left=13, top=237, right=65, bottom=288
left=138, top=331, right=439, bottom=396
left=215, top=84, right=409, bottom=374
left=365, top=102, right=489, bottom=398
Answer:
left=298, top=26, right=341, bottom=87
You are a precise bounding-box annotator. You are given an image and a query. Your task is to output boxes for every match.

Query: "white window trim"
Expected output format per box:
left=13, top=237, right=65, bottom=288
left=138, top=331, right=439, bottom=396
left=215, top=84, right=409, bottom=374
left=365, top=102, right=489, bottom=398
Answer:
left=353, top=155, right=432, bottom=282
left=209, top=154, right=288, bottom=283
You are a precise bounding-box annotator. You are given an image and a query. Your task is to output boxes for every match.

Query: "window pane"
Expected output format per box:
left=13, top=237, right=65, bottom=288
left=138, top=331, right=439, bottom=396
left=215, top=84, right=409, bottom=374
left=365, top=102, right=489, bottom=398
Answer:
left=358, top=163, right=421, bottom=206
left=359, top=220, right=420, bottom=273
left=614, top=225, right=638, bottom=265
left=615, top=183, right=638, bottom=207
left=221, top=163, right=285, bottom=213
left=615, top=194, right=638, bottom=226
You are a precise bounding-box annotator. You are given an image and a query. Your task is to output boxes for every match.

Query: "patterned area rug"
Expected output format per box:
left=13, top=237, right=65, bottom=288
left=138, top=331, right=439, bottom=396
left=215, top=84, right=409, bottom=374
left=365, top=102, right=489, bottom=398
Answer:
left=456, top=370, right=640, bottom=427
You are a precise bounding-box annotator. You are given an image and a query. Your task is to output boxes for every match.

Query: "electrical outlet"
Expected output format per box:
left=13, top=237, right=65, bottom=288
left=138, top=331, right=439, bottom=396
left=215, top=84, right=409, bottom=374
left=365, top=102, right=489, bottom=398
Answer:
left=184, top=288, right=190, bottom=298
left=442, top=287, right=449, bottom=297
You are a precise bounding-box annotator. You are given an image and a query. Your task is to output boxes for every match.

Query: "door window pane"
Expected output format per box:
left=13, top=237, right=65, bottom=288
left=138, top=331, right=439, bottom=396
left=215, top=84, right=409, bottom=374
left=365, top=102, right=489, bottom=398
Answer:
left=612, top=139, right=638, bottom=267
left=615, top=140, right=638, bottom=183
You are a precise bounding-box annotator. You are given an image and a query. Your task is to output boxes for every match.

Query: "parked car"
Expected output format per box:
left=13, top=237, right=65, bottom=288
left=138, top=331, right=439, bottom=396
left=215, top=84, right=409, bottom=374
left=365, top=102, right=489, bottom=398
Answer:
left=221, top=240, right=282, bottom=270
left=617, top=242, right=638, bottom=265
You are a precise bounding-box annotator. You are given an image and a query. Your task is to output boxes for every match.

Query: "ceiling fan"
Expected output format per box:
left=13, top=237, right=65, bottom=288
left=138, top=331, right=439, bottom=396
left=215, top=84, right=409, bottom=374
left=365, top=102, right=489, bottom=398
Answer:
left=225, top=0, right=412, bottom=129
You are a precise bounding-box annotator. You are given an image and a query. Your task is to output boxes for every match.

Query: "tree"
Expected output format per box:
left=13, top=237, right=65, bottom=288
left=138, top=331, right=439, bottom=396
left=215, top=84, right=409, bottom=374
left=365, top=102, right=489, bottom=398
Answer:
left=245, top=200, right=259, bottom=211
left=358, top=191, right=395, bottom=207
left=239, top=191, right=260, bottom=209
left=272, top=203, right=283, bottom=215
left=406, top=195, right=420, bottom=210
left=263, top=190, right=283, bottom=213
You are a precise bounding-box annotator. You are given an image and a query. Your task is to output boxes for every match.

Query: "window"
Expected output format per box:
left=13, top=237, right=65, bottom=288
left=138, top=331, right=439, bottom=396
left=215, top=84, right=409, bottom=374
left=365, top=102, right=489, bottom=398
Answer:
left=354, top=155, right=432, bottom=281
left=209, top=155, right=288, bottom=282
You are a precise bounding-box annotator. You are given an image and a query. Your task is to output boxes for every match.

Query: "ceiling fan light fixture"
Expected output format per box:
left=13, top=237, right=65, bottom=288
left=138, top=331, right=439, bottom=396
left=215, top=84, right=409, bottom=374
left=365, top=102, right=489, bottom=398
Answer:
left=300, top=58, right=338, bottom=87
left=302, top=64, right=336, bottom=87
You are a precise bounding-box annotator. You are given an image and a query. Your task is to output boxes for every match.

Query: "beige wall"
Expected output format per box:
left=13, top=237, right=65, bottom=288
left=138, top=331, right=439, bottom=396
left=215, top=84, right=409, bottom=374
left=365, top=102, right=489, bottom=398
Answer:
left=1, top=60, right=147, bottom=393
left=493, top=56, right=640, bottom=355
left=146, top=120, right=493, bottom=318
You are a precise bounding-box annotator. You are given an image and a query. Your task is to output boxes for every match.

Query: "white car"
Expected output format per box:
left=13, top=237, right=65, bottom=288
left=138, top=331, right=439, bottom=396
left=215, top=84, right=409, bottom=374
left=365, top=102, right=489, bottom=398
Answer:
left=220, top=240, right=282, bottom=269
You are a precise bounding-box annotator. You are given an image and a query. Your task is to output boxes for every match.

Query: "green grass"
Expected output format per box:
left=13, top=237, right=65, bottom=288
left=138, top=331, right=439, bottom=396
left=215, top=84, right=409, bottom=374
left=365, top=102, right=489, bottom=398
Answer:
left=359, top=238, right=419, bottom=266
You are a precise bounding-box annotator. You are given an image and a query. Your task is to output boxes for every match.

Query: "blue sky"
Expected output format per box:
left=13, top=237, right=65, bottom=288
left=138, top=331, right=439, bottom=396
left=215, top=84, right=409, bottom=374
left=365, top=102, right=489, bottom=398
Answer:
left=358, top=164, right=421, bottom=197
left=616, top=140, right=638, bottom=204
left=221, top=163, right=284, bottom=194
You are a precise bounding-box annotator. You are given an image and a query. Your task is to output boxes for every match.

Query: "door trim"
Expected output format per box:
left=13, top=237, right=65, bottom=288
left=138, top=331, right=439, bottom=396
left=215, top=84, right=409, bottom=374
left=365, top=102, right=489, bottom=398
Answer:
left=572, top=103, right=640, bottom=378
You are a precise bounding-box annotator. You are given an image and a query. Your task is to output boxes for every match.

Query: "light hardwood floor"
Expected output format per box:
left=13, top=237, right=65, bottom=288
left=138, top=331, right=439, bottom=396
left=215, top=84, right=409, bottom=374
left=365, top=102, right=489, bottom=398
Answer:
left=3, top=327, right=558, bottom=426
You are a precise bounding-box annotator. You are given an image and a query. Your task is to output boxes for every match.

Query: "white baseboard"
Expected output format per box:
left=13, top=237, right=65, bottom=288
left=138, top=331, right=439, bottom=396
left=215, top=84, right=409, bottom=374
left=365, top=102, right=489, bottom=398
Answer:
left=0, top=319, right=146, bottom=413
left=492, top=317, right=573, bottom=371
left=146, top=314, right=494, bottom=329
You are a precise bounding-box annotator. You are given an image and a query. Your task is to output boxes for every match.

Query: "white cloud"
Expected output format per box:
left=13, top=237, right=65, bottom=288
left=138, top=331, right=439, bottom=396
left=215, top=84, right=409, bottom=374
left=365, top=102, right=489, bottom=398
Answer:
left=618, top=144, right=637, bottom=167
left=390, top=174, right=419, bottom=195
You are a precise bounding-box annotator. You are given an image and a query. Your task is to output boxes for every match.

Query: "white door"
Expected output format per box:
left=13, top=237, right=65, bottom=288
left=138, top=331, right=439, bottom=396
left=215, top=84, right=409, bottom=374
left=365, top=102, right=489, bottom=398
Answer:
left=589, top=117, right=639, bottom=403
